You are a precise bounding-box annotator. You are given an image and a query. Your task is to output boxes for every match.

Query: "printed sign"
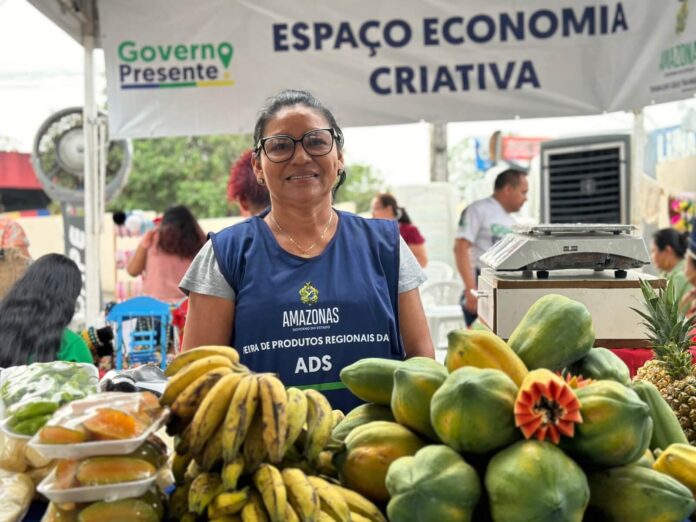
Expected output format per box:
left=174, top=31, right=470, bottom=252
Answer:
left=99, top=0, right=696, bottom=138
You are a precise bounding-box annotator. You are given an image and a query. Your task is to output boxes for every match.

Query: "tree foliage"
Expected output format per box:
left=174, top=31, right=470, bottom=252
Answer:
left=336, top=163, right=383, bottom=213
left=108, top=134, right=252, bottom=218
left=109, top=135, right=382, bottom=217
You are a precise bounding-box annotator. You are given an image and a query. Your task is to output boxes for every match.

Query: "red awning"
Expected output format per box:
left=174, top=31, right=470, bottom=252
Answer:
left=0, top=152, right=42, bottom=190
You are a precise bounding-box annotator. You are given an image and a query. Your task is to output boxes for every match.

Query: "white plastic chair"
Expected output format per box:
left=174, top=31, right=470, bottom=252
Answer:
left=422, top=260, right=455, bottom=283
left=419, top=281, right=465, bottom=351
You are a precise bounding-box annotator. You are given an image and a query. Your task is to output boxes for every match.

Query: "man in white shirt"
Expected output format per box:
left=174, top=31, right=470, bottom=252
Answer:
left=454, top=164, right=529, bottom=326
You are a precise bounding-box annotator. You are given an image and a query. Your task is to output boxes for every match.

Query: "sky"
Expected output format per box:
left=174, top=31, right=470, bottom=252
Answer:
left=2, top=0, right=696, bottom=188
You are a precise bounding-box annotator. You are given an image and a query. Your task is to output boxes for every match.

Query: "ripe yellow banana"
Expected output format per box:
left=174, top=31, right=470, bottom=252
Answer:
left=331, top=410, right=345, bottom=429
left=175, top=424, right=192, bottom=455
left=171, top=367, right=233, bottom=420
left=306, top=476, right=350, bottom=522
left=349, top=513, right=371, bottom=522
left=241, top=490, right=270, bottom=522
left=172, top=451, right=193, bottom=485
left=198, top=421, right=224, bottom=471
left=317, top=512, right=335, bottom=522
left=304, top=389, right=334, bottom=462
left=222, top=374, right=260, bottom=463
left=283, top=387, right=308, bottom=456
left=259, top=374, right=289, bottom=463
left=331, top=485, right=386, bottom=522
left=315, top=450, right=338, bottom=477
left=285, top=503, right=301, bottom=522
left=165, top=346, right=240, bottom=377
left=210, top=515, right=243, bottom=522
left=188, top=472, right=223, bottom=515
left=252, top=464, right=287, bottom=522
left=161, top=355, right=234, bottom=406
left=282, top=467, right=320, bottom=522
left=222, top=454, right=246, bottom=491
left=243, top=410, right=268, bottom=474
left=189, top=372, right=245, bottom=455
left=208, top=487, right=251, bottom=519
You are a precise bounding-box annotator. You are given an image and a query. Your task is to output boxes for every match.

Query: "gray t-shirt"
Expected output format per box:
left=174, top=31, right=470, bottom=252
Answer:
left=455, top=196, right=515, bottom=269
left=180, top=236, right=426, bottom=300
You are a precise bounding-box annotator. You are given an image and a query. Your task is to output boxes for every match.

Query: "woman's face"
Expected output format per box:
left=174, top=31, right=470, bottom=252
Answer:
left=650, top=241, right=668, bottom=271
left=370, top=197, right=394, bottom=219
left=686, top=255, right=696, bottom=284
left=252, top=105, right=343, bottom=206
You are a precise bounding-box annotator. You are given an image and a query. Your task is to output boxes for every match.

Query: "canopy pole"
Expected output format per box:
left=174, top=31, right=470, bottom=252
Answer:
left=430, top=123, right=448, bottom=182
left=631, top=108, right=645, bottom=227
left=83, top=0, right=101, bottom=326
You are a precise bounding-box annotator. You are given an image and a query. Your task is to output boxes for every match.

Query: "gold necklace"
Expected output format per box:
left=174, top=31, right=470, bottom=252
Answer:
left=270, top=210, right=334, bottom=258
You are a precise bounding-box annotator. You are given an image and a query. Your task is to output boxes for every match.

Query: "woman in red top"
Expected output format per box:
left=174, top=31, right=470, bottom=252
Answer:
left=371, top=193, right=428, bottom=267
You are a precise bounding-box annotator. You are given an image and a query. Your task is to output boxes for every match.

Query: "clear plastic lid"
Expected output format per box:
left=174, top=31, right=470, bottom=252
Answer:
left=37, top=467, right=158, bottom=503
left=28, top=392, right=168, bottom=460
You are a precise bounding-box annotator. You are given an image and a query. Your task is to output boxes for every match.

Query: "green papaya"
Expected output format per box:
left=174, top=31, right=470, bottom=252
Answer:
left=485, top=440, right=589, bottom=522
left=508, top=294, right=594, bottom=370
left=340, top=357, right=443, bottom=406
left=430, top=367, right=519, bottom=454
left=562, top=380, right=653, bottom=467
left=391, top=366, right=446, bottom=441
left=631, top=380, right=688, bottom=450
left=564, top=347, right=630, bottom=385
left=386, top=445, right=480, bottom=522
left=331, top=403, right=395, bottom=442
left=586, top=465, right=695, bottom=521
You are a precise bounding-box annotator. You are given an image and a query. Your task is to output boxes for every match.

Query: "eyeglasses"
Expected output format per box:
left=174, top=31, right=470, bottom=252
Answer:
left=256, top=128, right=337, bottom=163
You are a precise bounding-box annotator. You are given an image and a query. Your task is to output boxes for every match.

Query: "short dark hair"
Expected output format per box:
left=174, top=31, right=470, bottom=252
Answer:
left=228, top=149, right=270, bottom=213
left=494, top=169, right=527, bottom=191
left=653, top=228, right=688, bottom=258
left=375, top=193, right=412, bottom=225
left=253, top=89, right=346, bottom=197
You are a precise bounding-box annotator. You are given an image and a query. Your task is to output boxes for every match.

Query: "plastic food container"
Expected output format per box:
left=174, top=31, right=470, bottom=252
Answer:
left=28, top=392, right=168, bottom=460
left=37, top=467, right=158, bottom=503
left=0, top=417, right=31, bottom=441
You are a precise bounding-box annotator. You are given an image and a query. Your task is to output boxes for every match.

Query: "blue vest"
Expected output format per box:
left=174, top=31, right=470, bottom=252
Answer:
left=209, top=210, right=404, bottom=413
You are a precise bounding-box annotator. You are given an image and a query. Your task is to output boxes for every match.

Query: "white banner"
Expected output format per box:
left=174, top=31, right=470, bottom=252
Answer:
left=100, top=0, right=696, bottom=139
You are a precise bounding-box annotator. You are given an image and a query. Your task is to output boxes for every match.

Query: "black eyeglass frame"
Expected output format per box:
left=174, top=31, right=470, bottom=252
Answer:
left=255, top=128, right=338, bottom=163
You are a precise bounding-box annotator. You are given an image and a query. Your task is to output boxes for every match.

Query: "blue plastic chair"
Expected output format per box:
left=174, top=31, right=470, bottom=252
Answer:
left=107, top=296, right=171, bottom=370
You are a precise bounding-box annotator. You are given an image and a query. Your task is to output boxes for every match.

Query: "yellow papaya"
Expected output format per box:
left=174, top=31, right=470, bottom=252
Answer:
left=446, top=329, right=528, bottom=386
left=391, top=366, right=447, bottom=441
left=334, top=420, right=426, bottom=503
left=654, top=443, right=696, bottom=497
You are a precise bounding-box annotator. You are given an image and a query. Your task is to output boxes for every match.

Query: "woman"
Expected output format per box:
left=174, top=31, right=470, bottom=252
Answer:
left=651, top=228, right=691, bottom=307
left=371, top=193, right=428, bottom=267
left=228, top=149, right=271, bottom=216
left=0, top=254, right=92, bottom=367
left=683, top=223, right=696, bottom=319
left=181, top=89, right=434, bottom=412
left=127, top=205, right=206, bottom=303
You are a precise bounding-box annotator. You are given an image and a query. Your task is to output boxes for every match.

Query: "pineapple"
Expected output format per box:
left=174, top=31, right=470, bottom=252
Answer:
left=633, top=278, right=696, bottom=443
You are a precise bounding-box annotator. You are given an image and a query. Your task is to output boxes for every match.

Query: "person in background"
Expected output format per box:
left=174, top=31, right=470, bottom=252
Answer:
left=0, top=196, right=30, bottom=258
left=651, top=227, right=692, bottom=308
left=127, top=205, right=206, bottom=303
left=0, top=254, right=92, bottom=367
left=181, top=89, right=434, bottom=413
left=227, top=149, right=272, bottom=217
left=683, top=222, right=696, bottom=320
left=371, top=193, right=428, bottom=268
left=454, top=163, right=529, bottom=326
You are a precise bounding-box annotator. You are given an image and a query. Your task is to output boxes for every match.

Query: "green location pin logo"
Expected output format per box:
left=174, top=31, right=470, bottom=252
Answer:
left=218, top=42, right=234, bottom=68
